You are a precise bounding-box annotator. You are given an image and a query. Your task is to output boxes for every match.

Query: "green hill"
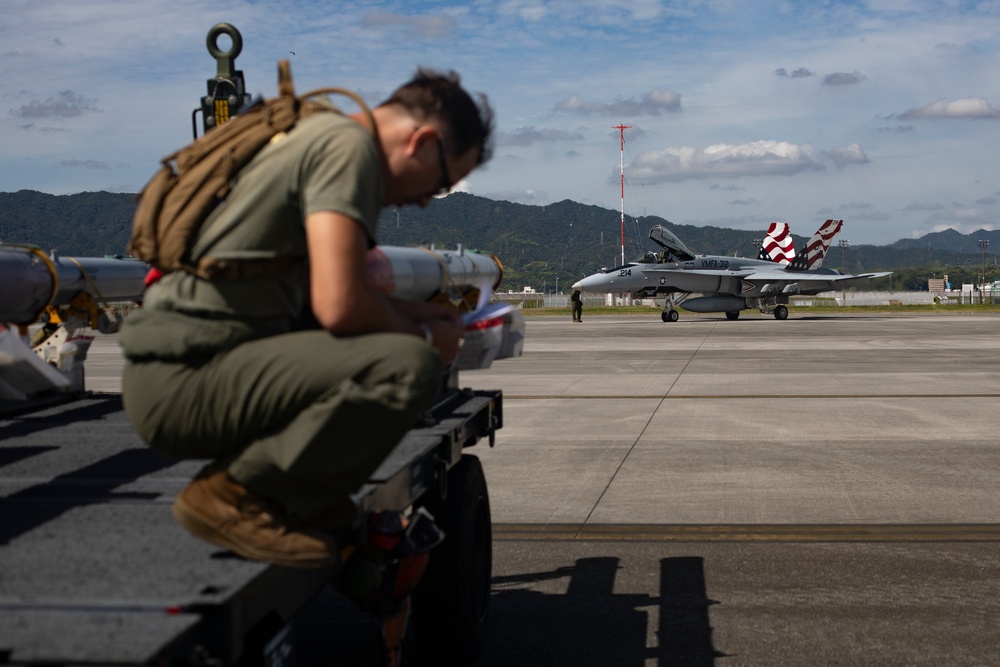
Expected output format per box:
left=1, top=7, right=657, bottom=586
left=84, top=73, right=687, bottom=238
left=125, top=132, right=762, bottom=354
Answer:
left=0, top=190, right=137, bottom=257
left=1, top=189, right=995, bottom=291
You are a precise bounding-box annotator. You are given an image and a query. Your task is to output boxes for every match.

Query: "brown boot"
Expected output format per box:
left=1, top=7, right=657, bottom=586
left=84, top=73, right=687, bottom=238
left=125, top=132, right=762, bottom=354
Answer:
left=172, top=464, right=340, bottom=569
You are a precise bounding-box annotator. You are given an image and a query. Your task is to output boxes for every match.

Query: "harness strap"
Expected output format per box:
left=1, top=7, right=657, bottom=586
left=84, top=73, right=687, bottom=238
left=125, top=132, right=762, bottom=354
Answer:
left=193, top=255, right=303, bottom=281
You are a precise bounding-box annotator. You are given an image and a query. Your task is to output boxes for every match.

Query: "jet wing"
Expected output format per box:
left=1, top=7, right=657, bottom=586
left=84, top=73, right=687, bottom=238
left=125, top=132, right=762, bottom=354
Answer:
left=737, top=270, right=892, bottom=295
left=741, top=270, right=890, bottom=283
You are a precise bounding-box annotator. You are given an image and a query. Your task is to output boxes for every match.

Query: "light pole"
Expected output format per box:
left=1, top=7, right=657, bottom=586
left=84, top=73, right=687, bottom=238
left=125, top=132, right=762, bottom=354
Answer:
left=979, top=239, right=990, bottom=304
left=838, top=239, right=850, bottom=306
left=753, top=238, right=762, bottom=256
left=556, top=277, right=559, bottom=295
left=839, top=239, right=850, bottom=272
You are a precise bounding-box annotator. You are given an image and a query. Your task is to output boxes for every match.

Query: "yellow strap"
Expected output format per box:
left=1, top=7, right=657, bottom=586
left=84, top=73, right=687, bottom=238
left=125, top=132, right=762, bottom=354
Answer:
left=66, top=256, right=109, bottom=307
left=66, top=256, right=116, bottom=329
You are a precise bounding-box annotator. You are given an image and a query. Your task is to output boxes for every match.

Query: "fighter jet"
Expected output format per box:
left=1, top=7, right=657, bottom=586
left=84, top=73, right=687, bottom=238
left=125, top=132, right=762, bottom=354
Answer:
left=571, top=220, right=891, bottom=321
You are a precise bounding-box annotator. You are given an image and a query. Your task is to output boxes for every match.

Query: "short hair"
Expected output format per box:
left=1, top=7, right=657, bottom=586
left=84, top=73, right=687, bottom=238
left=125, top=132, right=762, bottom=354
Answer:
left=380, top=68, right=494, bottom=165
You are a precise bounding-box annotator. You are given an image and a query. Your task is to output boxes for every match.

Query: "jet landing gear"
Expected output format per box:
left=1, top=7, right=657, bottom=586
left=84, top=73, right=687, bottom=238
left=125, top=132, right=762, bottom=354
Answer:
left=725, top=311, right=740, bottom=320
left=659, top=294, right=683, bottom=322
left=751, top=298, right=790, bottom=321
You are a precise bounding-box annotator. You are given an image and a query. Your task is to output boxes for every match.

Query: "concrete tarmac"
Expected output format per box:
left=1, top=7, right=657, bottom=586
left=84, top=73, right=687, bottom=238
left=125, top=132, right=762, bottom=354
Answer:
left=83, top=312, right=1000, bottom=665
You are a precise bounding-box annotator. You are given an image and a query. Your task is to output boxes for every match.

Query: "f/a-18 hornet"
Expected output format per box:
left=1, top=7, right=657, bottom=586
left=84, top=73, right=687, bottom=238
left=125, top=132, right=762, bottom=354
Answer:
left=571, top=220, right=891, bottom=322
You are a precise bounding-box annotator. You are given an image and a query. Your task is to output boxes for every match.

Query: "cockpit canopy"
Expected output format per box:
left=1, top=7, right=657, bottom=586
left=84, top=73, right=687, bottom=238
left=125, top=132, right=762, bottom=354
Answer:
left=648, top=225, right=696, bottom=262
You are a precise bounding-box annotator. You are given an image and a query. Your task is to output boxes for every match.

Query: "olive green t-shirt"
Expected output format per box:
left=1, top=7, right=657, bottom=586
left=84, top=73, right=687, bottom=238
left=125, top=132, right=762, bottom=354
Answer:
left=120, top=112, right=381, bottom=360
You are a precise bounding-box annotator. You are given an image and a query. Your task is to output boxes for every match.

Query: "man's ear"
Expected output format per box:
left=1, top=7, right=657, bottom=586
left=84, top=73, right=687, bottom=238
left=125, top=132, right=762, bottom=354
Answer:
left=407, top=125, right=438, bottom=158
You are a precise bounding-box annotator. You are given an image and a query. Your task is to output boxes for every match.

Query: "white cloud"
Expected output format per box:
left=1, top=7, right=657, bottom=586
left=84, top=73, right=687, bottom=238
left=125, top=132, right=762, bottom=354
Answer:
left=823, top=143, right=869, bottom=168
left=497, top=126, right=584, bottom=147
left=903, top=201, right=946, bottom=211
left=910, top=206, right=999, bottom=237
left=913, top=221, right=997, bottom=237
left=360, top=10, right=458, bottom=39
left=11, top=90, right=100, bottom=119
left=822, top=71, right=868, bottom=86
left=57, top=159, right=109, bottom=170
left=555, top=90, right=681, bottom=116
left=899, top=97, right=1000, bottom=119
left=496, top=0, right=548, bottom=22
left=774, top=67, right=815, bottom=79
left=434, top=177, right=471, bottom=198
left=629, top=140, right=824, bottom=182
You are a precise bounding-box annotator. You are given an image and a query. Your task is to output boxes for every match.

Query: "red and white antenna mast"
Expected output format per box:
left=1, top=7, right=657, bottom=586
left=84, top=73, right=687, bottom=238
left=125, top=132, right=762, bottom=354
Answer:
left=613, top=124, right=631, bottom=267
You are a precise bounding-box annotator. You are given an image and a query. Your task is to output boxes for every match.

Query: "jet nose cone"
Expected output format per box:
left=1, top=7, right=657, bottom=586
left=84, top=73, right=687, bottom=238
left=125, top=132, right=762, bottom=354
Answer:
left=571, top=280, right=583, bottom=291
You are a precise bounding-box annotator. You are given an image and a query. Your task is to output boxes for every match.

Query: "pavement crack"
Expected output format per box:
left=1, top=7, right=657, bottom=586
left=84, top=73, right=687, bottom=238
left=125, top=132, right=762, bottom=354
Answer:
left=578, top=323, right=717, bottom=533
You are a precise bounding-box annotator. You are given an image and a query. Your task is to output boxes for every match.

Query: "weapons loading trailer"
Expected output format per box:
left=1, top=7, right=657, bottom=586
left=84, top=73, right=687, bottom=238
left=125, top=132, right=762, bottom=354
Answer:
left=0, top=23, right=523, bottom=665
left=0, top=377, right=505, bottom=666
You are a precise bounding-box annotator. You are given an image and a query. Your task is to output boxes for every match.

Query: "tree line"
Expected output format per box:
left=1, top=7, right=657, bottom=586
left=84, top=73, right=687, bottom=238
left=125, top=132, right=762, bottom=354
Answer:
left=1, top=189, right=995, bottom=292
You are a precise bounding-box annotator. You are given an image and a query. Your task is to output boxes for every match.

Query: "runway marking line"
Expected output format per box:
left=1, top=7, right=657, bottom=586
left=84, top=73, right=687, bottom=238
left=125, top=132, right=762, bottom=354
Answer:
left=493, top=523, right=1000, bottom=542
left=503, top=394, right=1000, bottom=400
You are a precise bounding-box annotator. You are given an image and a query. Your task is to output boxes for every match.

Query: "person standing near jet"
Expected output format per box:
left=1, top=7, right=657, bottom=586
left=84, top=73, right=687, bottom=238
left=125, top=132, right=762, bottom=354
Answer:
left=120, top=68, right=494, bottom=569
left=571, top=289, right=583, bottom=322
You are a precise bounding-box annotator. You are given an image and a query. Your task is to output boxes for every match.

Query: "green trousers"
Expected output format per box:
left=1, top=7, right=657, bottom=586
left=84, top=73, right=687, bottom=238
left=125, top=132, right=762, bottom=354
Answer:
left=122, top=330, right=441, bottom=519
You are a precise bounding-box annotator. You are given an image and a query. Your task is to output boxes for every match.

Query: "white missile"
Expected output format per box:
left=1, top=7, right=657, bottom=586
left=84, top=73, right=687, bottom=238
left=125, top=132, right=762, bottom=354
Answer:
left=1, top=244, right=505, bottom=325
left=0, top=246, right=148, bottom=324
left=366, top=246, right=521, bottom=370
left=367, top=245, right=504, bottom=307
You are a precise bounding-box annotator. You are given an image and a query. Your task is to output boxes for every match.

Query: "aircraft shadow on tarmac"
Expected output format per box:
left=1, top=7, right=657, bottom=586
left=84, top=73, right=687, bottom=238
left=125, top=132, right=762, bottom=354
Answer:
left=481, top=556, right=727, bottom=666
left=785, top=315, right=885, bottom=321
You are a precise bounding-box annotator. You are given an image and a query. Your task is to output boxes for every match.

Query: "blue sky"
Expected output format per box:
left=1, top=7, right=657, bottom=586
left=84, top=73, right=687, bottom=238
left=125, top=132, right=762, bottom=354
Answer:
left=2, top=0, right=999, bottom=246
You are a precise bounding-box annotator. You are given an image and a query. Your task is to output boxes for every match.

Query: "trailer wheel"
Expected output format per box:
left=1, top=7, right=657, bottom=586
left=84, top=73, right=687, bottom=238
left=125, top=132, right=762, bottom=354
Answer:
left=412, top=454, right=491, bottom=665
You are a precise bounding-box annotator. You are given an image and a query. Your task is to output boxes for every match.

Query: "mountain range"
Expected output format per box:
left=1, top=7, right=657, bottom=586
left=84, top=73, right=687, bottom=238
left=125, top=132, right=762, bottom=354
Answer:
left=1, top=190, right=996, bottom=292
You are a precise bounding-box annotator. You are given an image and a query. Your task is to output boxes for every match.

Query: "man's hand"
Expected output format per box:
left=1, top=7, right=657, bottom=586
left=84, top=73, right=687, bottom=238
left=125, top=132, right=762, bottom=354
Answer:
left=392, top=298, right=465, bottom=364
left=422, top=317, right=464, bottom=365
left=305, top=213, right=466, bottom=364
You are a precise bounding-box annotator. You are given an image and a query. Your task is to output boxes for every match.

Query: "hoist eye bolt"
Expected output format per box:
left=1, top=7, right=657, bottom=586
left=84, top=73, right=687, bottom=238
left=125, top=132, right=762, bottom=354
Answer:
left=206, top=23, right=243, bottom=78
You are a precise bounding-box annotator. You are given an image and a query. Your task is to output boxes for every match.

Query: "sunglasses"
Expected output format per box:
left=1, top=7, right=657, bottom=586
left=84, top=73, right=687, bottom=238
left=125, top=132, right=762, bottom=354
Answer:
left=435, top=138, right=453, bottom=196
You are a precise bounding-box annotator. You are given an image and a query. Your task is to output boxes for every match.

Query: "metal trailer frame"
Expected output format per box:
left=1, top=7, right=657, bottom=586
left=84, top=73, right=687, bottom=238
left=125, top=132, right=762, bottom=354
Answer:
left=0, top=378, right=503, bottom=666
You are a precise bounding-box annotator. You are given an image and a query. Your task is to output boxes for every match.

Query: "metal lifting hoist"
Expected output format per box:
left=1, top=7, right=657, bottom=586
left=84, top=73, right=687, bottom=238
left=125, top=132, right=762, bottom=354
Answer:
left=194, top=23, right=253, bottom=138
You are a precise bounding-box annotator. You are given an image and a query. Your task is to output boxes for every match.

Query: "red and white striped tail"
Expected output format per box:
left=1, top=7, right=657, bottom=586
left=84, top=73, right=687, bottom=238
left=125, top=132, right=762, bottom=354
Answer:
left=759, top=222, right=796, bottom=265
left=804, top=219, right=843, bottom=269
